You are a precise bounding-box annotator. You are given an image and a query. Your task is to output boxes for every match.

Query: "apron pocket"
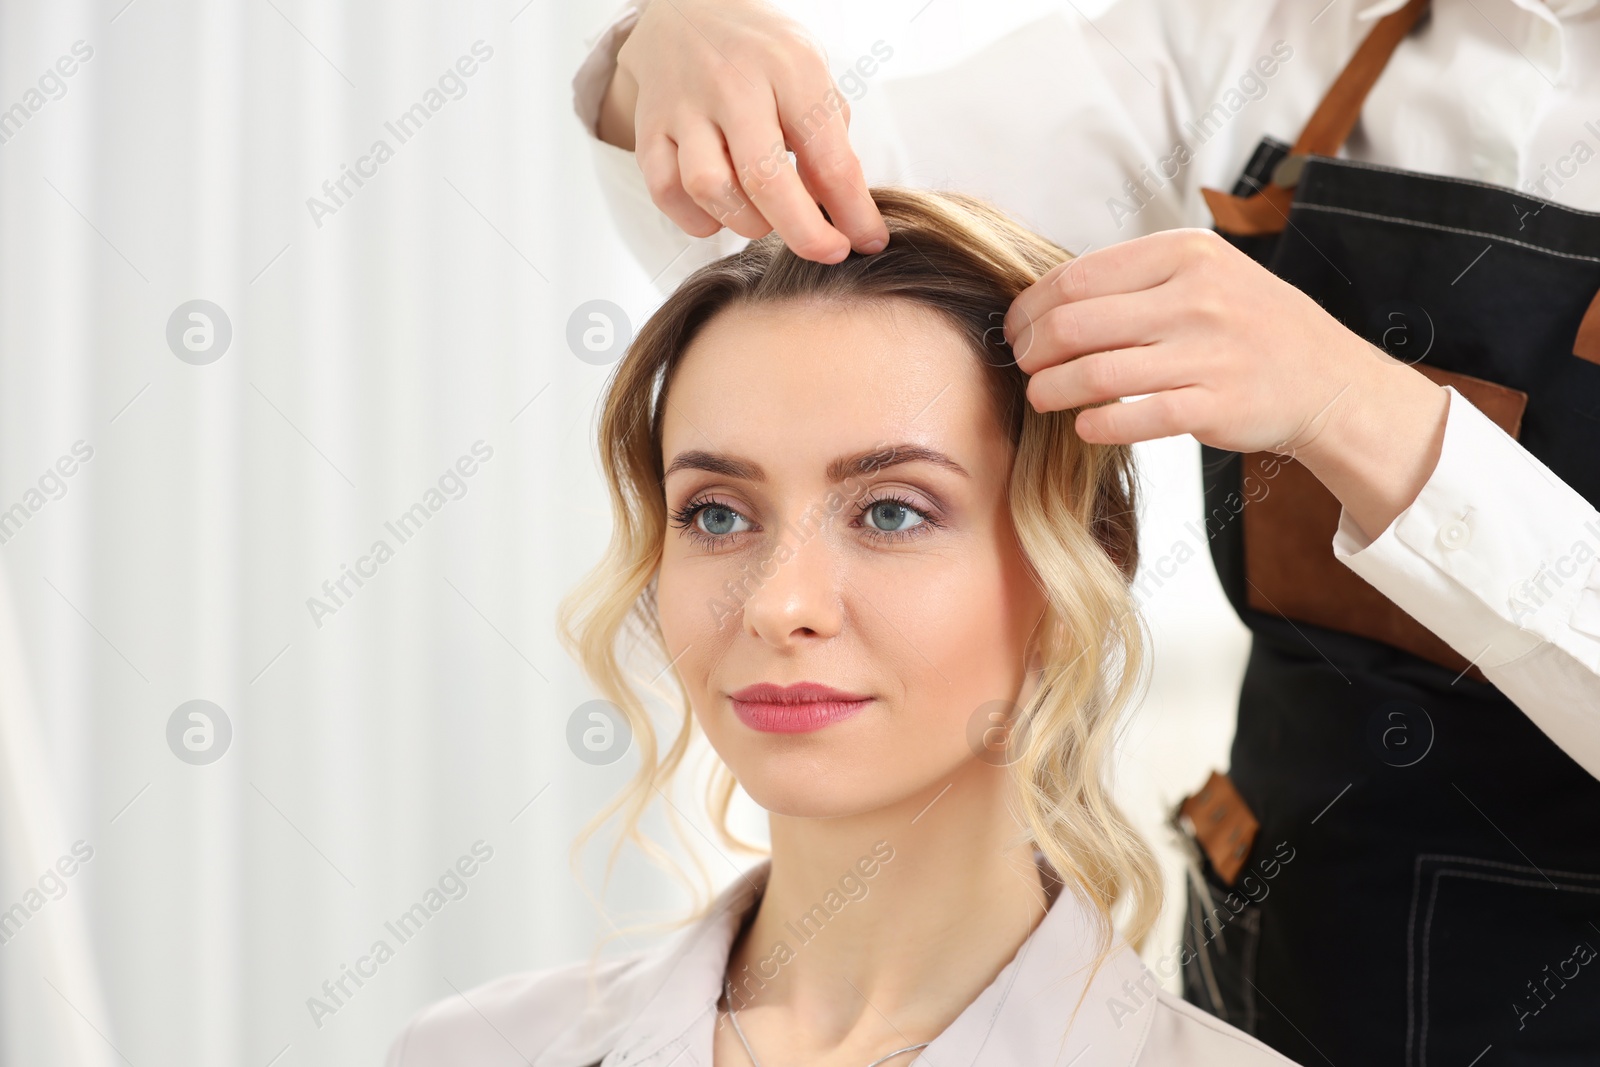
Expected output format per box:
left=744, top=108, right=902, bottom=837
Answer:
left=1405, top=854, right=1600, bottom=1067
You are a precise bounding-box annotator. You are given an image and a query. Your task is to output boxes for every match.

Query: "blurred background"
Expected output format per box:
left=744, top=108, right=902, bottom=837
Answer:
left=0, top=0, right=1249, bottom=1064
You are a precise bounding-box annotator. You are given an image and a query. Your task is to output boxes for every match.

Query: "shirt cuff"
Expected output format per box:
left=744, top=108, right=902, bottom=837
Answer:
left=1333, top=384, right=1600, bottom=672
left=572, top=0, right=647, bottom=138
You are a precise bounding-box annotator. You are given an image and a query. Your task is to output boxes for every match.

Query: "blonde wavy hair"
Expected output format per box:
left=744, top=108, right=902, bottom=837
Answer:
left=556, top=186, right=1161, bottom=960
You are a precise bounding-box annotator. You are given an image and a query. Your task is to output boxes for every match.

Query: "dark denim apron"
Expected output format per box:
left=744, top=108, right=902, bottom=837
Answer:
left=1180, top=1, right=1600, bottom=1064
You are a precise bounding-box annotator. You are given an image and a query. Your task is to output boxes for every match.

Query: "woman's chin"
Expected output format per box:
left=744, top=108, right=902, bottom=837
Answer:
left=735, top=762, right=956, bottom=822
left=721, top=738, right=985, bottom=822
left=752, top=796, right=864, bottom=819
left=737, top=772, right=903, bottom=821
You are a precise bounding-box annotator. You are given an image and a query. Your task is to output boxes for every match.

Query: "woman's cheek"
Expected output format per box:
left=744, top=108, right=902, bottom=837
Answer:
left=857, top=560, right=990, bottom=692
left=655, top=565, right=707, bottom=670
left=919, top=558, right=1026, bottom=722
left=657, top=561, right=737, bottom=705
left=655, top=565, right=687, bottom=645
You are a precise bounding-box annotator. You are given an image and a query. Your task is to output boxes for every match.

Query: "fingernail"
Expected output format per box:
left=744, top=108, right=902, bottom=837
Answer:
left=859, top=236, right=887, bottom=254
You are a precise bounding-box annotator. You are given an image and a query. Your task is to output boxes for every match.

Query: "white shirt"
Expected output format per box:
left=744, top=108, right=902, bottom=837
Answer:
left=570, top=0, right=1600, bottom=780
left=383, top=857, right=1300, bottom=1066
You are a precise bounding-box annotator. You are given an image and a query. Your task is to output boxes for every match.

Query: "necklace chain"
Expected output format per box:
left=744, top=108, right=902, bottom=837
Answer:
left=722, top=980, right=931, bottom=1067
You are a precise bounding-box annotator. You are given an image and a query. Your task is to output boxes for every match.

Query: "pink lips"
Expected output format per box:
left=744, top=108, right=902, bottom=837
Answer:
left=728, top=682, right=873, bottom=734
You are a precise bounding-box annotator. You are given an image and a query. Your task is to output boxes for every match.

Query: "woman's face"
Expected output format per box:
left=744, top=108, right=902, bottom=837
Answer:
left=657, top=296, right=1047, bottom=819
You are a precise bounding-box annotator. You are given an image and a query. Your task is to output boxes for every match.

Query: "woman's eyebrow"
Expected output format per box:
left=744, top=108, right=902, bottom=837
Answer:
left=662, top=443, right=970, bottom=483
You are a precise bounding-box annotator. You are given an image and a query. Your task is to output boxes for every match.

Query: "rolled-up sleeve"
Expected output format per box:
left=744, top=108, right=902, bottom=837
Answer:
left=1334, top=385, right=1600, bottom=779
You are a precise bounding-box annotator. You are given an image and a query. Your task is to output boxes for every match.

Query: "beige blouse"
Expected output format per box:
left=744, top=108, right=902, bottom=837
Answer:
left=385, top=857, right=1302, bottom=1067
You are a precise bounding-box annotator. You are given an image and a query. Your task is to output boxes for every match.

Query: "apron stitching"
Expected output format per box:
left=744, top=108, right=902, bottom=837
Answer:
left=1413, top=852, right=1600, bottom=880
left=1432, top=872, right=1600, bottom=892
left=1292, top=202, right=1600, bottom=263
left=1305, top=154, right=1600, bottom=214
left=1419, top=870, right=1445, bottom=1067
left=1405, top=856, right=1426, bottom=1067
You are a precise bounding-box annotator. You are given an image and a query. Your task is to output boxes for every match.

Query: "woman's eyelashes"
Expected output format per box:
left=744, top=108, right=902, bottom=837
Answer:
left=668, top=491, right=943, bottom=551
left=671, top=499, right=754, bottom=545
left=860, top=494, right=936, bottom=537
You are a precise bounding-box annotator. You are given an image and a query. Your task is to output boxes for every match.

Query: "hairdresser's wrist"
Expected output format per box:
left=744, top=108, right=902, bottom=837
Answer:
left=1292, top=347, right=1450, bottom=542
left=598, top=57, right=639, bottom=150
left=590, top=0, right=649, bottom=149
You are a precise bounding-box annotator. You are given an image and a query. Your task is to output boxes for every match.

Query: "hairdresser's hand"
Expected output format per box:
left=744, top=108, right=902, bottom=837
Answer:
left=1002, top=227, right=1450, bottom=539
left=597, top=0, right=888, bottom=263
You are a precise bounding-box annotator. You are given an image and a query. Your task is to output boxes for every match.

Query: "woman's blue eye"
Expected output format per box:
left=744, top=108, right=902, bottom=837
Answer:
left=866, top=498, right=927, bottom=533
left=697, top=504, right=749, bottom=536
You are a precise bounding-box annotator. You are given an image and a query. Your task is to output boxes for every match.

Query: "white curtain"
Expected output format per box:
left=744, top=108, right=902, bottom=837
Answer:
left=0, top=2, right=1246, bottom=1065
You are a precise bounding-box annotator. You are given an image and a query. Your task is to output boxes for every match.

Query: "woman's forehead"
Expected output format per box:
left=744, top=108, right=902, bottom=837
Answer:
left=659, top=298, right=1012, bottom=486
left=666, top=299, right=986, bottom=423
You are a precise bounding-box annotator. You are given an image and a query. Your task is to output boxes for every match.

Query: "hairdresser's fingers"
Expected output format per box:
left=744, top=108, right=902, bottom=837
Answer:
left=675, top=121, right=774, bottom=240
left=1024, top=344, right=1199, bottom=415
left=1009, top=291, right=1176, bottom=375
left=1072, top=387, right=1215, bottom=446
left=635, top=133, right=723, bottom=238
left=791, top=134, right=886, bottom=255
left=773, top=71, right=887, bottom=254
left=1003, top=228, right=1228, bottom=343
left=721, top=102, right=851, bottom=261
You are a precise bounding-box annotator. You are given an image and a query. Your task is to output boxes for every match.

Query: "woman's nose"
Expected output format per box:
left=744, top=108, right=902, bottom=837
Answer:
left=738, top=507, right=846, bottom=646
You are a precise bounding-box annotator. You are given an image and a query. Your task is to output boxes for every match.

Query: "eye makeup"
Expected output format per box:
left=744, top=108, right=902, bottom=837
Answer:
left=668, top=489, right=945, bottom=552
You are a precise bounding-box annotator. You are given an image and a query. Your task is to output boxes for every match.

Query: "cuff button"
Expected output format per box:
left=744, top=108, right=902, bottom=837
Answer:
left=1438, top=518, right=1471, bottom=550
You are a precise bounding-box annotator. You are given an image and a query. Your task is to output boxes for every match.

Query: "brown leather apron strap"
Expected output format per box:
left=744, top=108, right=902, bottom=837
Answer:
left=1572, top=291, right=1600, bottom=364
left=1202, top=0, right=1432, bottom=235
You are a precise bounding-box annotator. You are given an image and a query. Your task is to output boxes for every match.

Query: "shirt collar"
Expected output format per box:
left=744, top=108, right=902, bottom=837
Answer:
left=583, top=857, right=1162, bottom=1067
